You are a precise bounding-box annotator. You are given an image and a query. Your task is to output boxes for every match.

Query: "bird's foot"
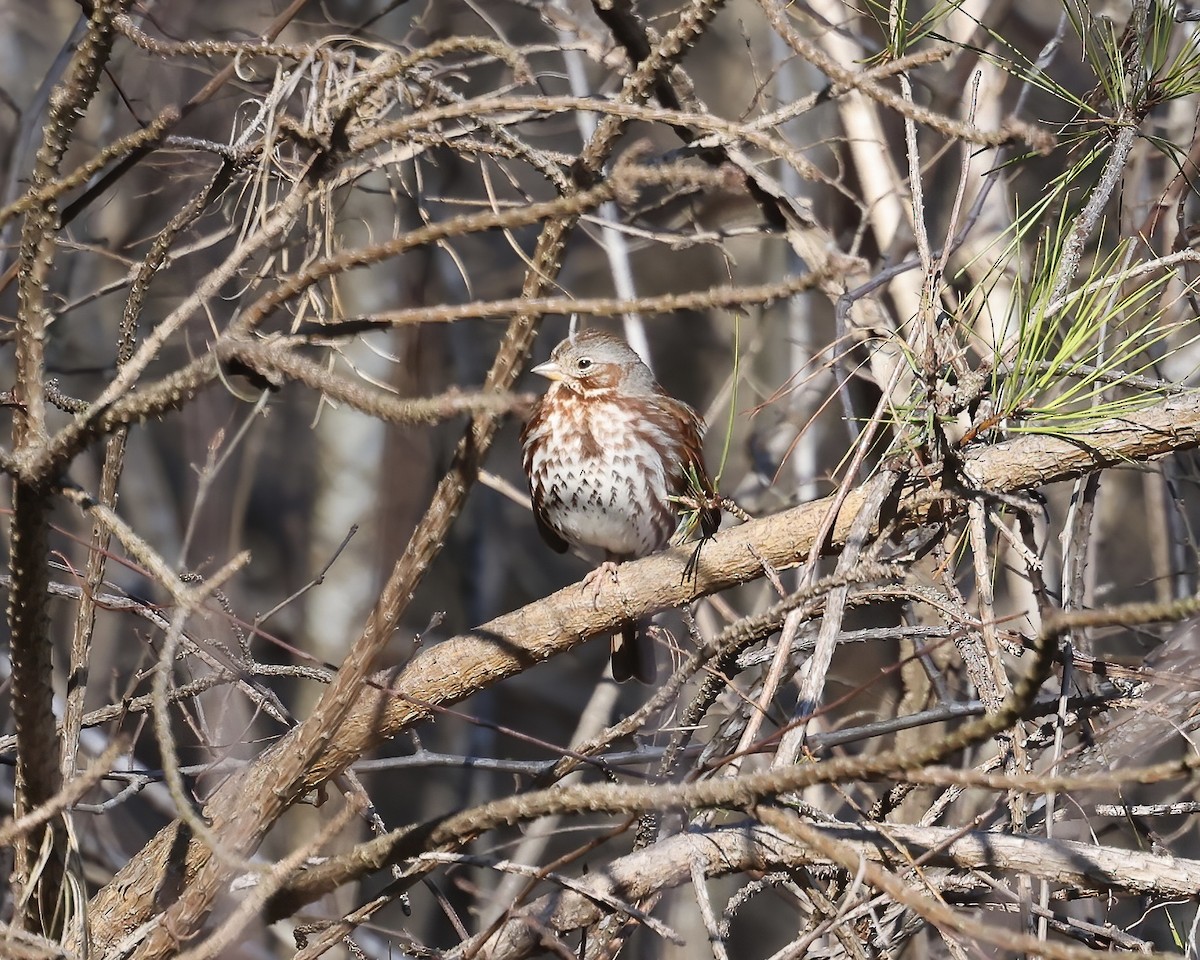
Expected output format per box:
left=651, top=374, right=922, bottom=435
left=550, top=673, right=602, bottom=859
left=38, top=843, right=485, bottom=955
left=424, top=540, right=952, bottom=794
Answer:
left=582, top=560, right=621, bottom=609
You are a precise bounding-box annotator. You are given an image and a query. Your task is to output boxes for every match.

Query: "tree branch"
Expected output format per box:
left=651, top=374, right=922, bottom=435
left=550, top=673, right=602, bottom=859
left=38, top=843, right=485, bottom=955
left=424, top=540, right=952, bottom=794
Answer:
left=82, top=388, right=1200, bottom=949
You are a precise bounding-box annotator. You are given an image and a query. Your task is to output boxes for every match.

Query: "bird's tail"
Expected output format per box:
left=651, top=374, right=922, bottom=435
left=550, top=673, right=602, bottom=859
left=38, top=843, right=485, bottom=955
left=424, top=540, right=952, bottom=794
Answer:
left=611, top=620, right=656, bottom=684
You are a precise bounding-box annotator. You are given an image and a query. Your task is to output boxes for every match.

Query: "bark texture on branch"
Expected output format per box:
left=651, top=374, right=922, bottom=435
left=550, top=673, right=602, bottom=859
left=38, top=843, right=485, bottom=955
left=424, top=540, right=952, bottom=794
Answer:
left=85, top=389, right=1200, bottom=949
left=472, top=819, right=1200, bottom=959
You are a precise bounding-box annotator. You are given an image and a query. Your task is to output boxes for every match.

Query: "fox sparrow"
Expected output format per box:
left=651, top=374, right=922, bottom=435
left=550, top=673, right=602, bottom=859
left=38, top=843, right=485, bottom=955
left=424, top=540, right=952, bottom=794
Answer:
left=521, top=329, right=720, bottom=682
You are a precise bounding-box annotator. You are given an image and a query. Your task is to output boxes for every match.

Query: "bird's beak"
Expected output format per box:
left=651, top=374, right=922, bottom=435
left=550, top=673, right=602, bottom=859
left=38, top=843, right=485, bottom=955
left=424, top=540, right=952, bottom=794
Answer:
left=531, top=359, right=565, bottom=381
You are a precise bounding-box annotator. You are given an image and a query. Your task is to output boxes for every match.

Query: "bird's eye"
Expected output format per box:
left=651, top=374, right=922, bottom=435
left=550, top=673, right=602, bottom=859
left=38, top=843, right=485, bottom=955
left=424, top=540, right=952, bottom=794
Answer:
left=577, top=357, right=593, bottom=370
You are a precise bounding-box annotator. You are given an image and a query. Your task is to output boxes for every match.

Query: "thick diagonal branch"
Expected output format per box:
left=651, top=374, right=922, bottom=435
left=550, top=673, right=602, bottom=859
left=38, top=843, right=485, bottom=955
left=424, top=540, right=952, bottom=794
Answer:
left=83, top=390, right=1200, bottom=950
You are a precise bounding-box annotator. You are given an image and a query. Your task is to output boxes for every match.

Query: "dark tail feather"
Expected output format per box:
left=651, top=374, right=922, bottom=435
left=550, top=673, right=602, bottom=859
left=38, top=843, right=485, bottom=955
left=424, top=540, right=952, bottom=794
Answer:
left=611, top=620, right=656, bottom=684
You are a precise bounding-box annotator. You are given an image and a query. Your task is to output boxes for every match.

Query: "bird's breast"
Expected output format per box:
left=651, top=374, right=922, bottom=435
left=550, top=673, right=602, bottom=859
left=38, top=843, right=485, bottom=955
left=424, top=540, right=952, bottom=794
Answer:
left=524, top=396, right=683, bottom=556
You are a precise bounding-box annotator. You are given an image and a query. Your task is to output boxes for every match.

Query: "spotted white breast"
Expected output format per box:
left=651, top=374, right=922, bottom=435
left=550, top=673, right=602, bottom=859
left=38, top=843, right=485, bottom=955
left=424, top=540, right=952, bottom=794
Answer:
left=522, top=393, right=683, bottom=558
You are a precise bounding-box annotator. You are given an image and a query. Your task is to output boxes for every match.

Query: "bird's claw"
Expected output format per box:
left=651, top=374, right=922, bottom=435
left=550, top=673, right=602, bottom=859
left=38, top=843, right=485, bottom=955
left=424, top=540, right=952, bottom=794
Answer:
left=582, top=560, right=621, bottom=609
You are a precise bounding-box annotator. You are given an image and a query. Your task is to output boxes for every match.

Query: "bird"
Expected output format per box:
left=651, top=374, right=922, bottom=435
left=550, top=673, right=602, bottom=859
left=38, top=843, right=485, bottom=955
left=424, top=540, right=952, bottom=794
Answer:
left=520, top=328, right=720, bottom=682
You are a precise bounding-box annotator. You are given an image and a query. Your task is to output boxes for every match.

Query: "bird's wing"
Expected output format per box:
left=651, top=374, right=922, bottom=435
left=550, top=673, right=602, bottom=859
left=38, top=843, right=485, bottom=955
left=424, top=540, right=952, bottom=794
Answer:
left=521, top=402, right=571, bottom=553
left=665, top=398, right=722, bottom=539
left=533, top=505, right=569, bottom=553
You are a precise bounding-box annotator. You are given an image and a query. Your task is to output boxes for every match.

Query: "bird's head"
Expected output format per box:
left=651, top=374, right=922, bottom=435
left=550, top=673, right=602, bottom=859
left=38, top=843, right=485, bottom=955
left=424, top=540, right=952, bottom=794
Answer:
left=531, top=329, right=656, bottom=397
